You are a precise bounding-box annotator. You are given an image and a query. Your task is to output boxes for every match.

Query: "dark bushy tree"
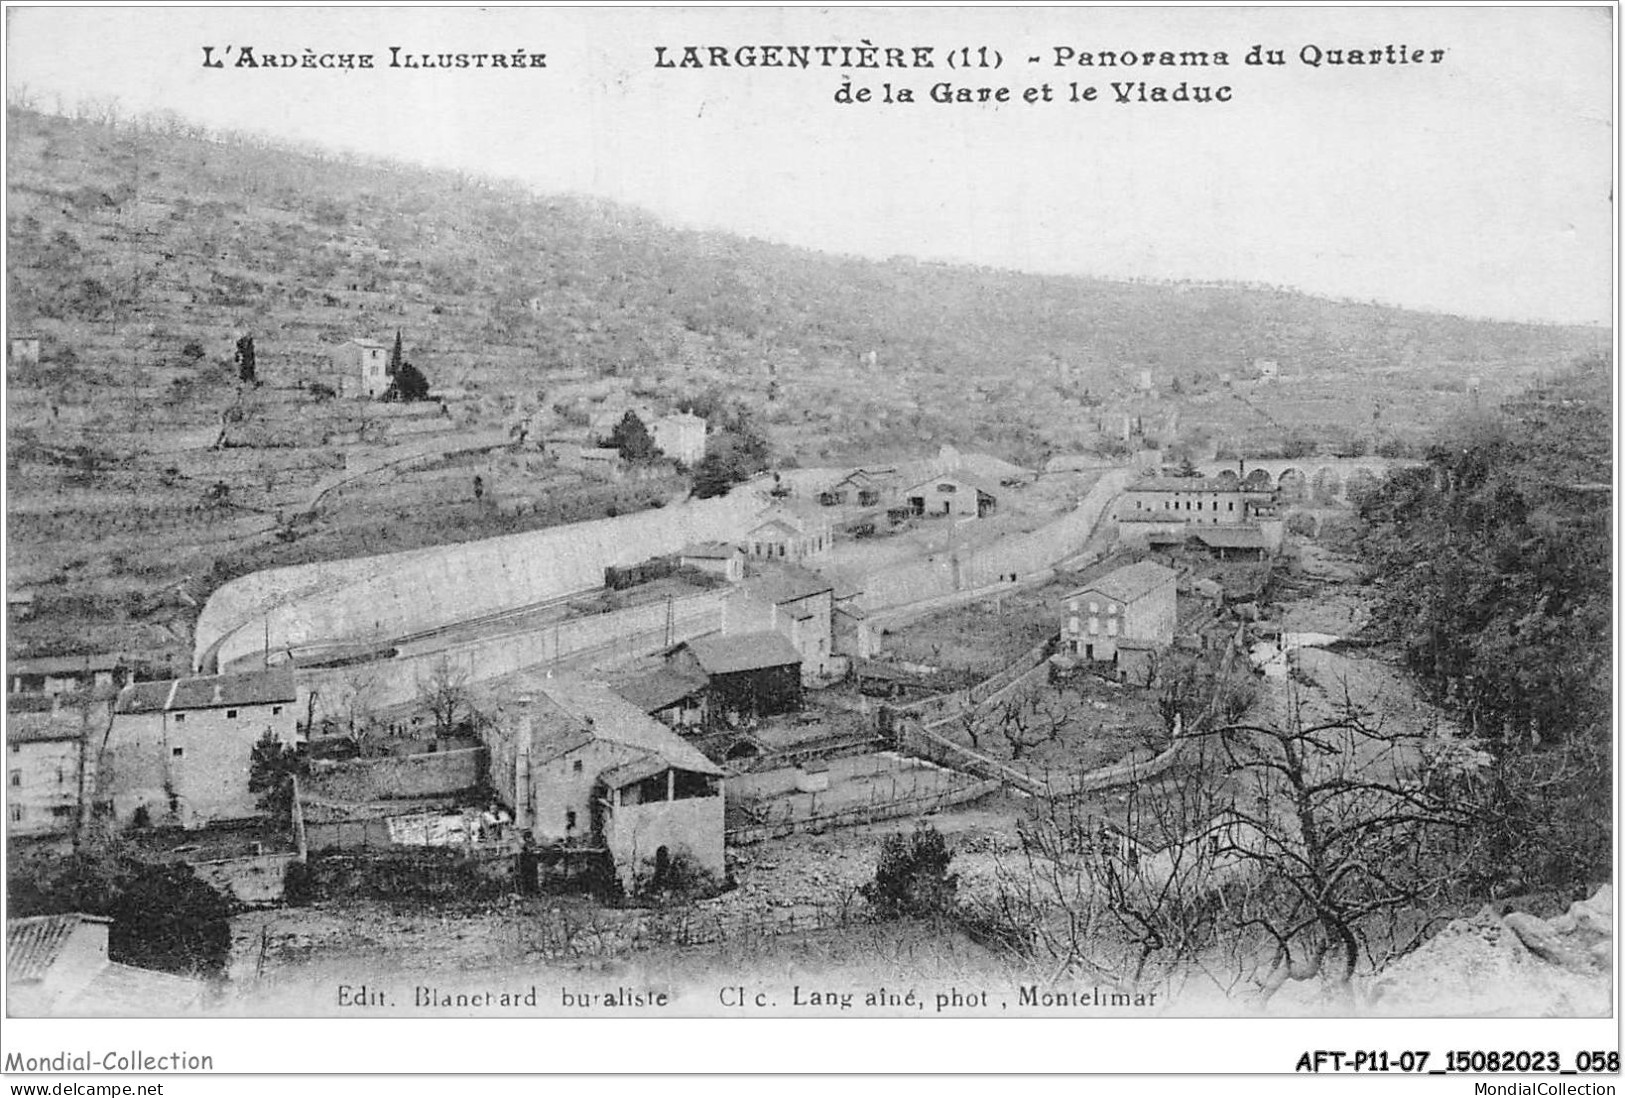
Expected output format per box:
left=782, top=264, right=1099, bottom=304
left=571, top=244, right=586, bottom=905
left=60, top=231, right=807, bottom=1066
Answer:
left=863, top=822, right=958, bottom=919
left=608, top=411, right=657, bottom=462
left=386, top=361, right=431, bottom=402
left=106, top=862, right=233, bottom=979
left=233, top=334, right=256, bottom=383
left=248, top=729, right=303, bottom=825
left=8, top=847, right=233, bottom=981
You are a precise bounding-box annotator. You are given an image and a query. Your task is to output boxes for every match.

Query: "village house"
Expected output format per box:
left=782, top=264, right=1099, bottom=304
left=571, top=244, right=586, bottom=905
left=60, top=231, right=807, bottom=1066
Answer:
left=649, top=411, right=707, bottom=465
left=727, top=565, right=838, bottom=682
left=898, top=469, right=999, bottom=519
left=818, top=468, right=885, bottom=508
left=8, top=653, right=132, bottom=698
left=1116, top=477, right=1283, bottom=554
left=665, top=631, right=804, bottom=727
left=613, top=667, right=709, bottom=733
left=479, top=677, right=725, bottom=892
left=1120, top=478, right=1256, bottom=524
left=7, top=714, right=88, bottom=839
left=1061, top=561, right=1178, bottom=680
left=679, top=541, right=745, bottom=582
left=7, top=914, right=204, bottom=1016
left=102, top=667, right=298, bottom=830
left=745, top=504, right=833, bottom=565
left=332, top=337, right=390, bottom=398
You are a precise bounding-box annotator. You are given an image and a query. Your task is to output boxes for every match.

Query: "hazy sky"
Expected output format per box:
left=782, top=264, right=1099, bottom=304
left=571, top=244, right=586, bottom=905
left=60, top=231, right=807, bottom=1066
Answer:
left=5, top=6, right=1615, bottom=325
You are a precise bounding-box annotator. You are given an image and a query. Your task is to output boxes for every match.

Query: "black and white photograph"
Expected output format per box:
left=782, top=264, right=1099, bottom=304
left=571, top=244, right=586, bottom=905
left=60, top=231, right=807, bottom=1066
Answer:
left=1, top=2, right=1616, bottom=1079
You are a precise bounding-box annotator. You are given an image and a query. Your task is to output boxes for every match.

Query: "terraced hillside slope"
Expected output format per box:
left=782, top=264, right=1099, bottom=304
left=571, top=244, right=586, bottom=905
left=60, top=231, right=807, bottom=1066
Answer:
left=5, top=106, right=1603, bottom=667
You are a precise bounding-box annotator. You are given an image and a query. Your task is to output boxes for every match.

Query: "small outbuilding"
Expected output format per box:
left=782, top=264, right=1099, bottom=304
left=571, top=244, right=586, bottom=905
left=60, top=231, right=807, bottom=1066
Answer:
left=668, top=631, right=804, bottom=725
left=898, top=470, right=999, bottom=519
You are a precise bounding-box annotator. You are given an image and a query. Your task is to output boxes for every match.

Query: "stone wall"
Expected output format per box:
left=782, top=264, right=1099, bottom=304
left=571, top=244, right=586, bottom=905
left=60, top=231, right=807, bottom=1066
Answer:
left=725, top=777, right=1001, bottom=846
left=305, top=746, right=484, bottom=803
left=295, top=844, right=519, bottom=900
left=860, top=469, right=1134, bottom=611
left=197, top=486, right=767, bottom=670
left=605, top=793, right=725, bottom=893
left=193, top=852, right=298, bottom=906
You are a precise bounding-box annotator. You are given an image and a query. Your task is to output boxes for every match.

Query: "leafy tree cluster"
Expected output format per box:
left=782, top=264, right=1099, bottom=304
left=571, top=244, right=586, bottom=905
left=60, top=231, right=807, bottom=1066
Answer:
left=1353, top=359, right=1611, bottom=892
left=687, top=400, right=771, bottom=498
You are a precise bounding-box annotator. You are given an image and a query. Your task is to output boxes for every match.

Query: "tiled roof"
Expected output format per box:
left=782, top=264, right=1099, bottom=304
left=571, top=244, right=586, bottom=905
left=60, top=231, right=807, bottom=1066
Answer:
left=5, top=713, right=89, bottom=745
left=1068, top=561, right=1177, bottom=605
left=1191, top=527, right=1268, bottom=549
left=598, top=754, right=673, bottom=790
left=6, top=914, right=107, bottom=982
left=746, top=519, right=802, bottom=540
left=116, top=668, right=296, bottom=714
left=114, top=681, right=173, bottom=714
left=1128, top=478, right=1258, bottom=493
left=613, top=669, right=708, bottom=713
left=529, top=677, right=721, bottom=777
left=681, top=631, right=803, bottom=675
left=900, top=468, right=1002, bottom=499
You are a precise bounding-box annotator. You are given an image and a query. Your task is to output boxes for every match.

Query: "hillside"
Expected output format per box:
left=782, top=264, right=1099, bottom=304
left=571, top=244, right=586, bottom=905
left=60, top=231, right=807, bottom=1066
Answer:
left=3, top=105, right=1605, bottom=665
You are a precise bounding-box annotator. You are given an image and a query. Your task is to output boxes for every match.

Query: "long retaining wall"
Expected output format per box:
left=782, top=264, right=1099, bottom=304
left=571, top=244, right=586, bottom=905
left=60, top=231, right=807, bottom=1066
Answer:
left=196, top=485, right=767, bottom=670
left=861, top=468, right=1135, bottom=612
left=299, top=588, right=732, bottom=718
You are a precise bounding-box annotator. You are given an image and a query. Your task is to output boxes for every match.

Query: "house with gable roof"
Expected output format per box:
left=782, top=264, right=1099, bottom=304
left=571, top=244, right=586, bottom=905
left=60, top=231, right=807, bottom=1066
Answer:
left=663, top=631, right=804, bottom=727
left=102, top=668, right=297, bottom=829
left=744, top=503, right=832, bottom=564
left=1060, top=561, right=1178, bottom=677
left=727, top=564, right=837, bottom=682
left=898, top=468, right=1000, bottom=519
left=7, top=714, right=90, bottom=839
left=479, top=676, right=724, bottom=891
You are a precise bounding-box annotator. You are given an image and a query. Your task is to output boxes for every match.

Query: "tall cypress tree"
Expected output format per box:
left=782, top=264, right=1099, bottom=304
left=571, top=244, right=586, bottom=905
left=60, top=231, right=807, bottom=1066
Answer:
left=388, top=330, right=404, bottom=377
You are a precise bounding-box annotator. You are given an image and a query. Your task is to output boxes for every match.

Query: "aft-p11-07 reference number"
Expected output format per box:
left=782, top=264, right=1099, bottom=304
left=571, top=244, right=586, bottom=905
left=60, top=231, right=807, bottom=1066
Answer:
left=1295, top=1049, right=1621, bottom=1073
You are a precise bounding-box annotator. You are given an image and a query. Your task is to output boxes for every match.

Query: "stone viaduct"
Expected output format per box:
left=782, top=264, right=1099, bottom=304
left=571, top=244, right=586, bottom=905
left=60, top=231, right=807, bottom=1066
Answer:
left=1193, top=456, right=1421, bottom=505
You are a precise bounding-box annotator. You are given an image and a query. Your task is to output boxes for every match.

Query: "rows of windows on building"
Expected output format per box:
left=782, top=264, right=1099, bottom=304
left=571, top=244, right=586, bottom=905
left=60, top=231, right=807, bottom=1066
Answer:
left=1068, top=601, right=1123, bottom=637
left=1133, top=499, right=1238, bottom=513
